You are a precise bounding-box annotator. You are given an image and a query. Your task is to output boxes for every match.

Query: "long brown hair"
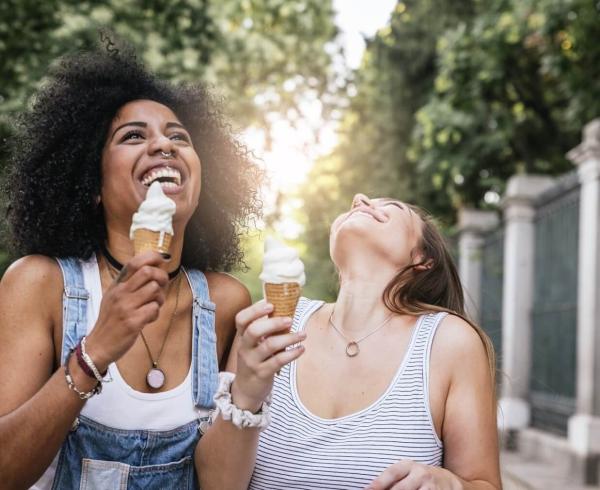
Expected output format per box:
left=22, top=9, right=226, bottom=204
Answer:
left=383, top=204, right=497, bottom=387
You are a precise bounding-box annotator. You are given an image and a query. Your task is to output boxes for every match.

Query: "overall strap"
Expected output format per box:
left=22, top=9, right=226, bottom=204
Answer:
left=55, top=257, right=90, bottom=365
left=184, top=268, right=219, bottom=409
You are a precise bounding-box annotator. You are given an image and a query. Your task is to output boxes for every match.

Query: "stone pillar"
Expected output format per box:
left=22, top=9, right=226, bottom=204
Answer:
left=458, top=208, right=499, bottom=323
left=567, top=119, right=600, bottom=477
left=498, top=175, right=555, bottom=432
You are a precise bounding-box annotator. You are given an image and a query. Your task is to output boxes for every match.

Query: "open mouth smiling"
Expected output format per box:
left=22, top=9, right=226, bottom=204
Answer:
left=140, top=166, right=182, bottom=188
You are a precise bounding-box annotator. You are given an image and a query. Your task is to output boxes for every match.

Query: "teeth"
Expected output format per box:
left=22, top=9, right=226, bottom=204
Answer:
left=141, top=167, right=182, bottom=187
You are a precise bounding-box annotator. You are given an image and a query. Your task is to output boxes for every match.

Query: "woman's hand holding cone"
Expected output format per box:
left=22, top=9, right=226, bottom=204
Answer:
left=84, top=251, right=169, bottom=373
left=231, top=300, right=306, bottom=412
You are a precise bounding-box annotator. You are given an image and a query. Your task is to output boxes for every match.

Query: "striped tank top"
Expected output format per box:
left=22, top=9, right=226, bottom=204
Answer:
left=249, top=298, right=445, bottom=490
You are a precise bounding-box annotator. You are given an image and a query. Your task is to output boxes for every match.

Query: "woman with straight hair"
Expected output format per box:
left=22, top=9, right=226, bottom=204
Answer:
left=198, top=193, right=501, bottom=490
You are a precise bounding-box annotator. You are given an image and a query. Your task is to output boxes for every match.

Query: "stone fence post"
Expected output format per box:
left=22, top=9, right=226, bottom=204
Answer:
left=458, top=209, right=499, bottom=323
left=567, top=118, right=600, bottom=482
left=498, top=175, right=554, bottom=433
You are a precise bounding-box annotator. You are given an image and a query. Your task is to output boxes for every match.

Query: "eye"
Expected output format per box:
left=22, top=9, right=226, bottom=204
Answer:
left=121, top=130, right=144, bottom=141
left=382, top=202, right=404, bottom=210
left=352, top=197, right=369, bottom=208
left=170, top=132, right=191, bottom=143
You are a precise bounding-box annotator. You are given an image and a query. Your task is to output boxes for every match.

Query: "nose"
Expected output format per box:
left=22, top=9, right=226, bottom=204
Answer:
left=352, top=193, right=371, bottom=209
left=149, top=134, right=176, bottom=158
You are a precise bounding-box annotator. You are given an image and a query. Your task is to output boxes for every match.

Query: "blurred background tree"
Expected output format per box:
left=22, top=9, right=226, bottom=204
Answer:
left=2, top=0, right=599, bottom=300
left=299, top=0, right=600, bottom=300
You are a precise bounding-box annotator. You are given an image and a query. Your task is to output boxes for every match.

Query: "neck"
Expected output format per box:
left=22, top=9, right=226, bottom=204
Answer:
left=333, top=266, right=396, bottom=335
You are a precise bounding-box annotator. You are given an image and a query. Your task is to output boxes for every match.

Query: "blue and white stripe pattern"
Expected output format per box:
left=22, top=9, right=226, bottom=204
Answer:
left=249, top=298, right=445, bottom=490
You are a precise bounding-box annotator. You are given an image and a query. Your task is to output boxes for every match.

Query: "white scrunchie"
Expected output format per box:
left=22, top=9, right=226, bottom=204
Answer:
left=210, top=372, right=271, bottom=430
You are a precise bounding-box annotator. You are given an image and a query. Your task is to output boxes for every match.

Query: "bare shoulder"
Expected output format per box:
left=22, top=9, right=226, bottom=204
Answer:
left=0, top=255, right=63, bottom=316
left=431, top=313, right=491, bottom=379
left=204, top=272, right=252, bottom=313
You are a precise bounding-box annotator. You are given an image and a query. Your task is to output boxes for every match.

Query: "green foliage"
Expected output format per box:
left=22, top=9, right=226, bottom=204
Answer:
left=299, top=0, right=476, bottom=299
left=411, top=0, right=600, bottom=218
left=231, top=231, right=265, bottom=302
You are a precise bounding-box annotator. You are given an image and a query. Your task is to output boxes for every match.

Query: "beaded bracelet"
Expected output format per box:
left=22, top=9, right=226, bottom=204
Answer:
left=64, top=349, right=102, bottom=400
left=210, top=372, right=271, bottom=430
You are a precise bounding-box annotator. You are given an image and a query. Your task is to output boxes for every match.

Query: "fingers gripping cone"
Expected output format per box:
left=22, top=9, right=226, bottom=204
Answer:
left=130, top=181, right=176, bottom=255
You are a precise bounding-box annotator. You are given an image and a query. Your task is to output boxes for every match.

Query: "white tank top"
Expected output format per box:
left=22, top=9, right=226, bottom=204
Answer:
left=79, top=255, right=207, bottom=430
left=31, top=256, right=208, bottom=490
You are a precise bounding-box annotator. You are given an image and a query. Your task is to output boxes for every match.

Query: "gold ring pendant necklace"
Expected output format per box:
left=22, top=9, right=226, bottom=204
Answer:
left=328, top=307, right=394, bottom=357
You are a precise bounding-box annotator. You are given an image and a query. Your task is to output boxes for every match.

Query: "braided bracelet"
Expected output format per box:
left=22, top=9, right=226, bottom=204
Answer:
left=80, top=336, right=112, bottom=382
left=210, top=372, right=271, bottom=430
left=64, top=350, right=102, bottom=400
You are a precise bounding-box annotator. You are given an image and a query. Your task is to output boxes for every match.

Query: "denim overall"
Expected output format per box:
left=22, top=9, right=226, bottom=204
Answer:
left=51, top=257, right=219, bottom=490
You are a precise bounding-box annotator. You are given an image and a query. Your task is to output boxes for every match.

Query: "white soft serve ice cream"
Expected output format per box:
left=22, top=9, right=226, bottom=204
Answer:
left=259, top=237, right=306, bottom=285
left=129, top=181, right=176, bottom=238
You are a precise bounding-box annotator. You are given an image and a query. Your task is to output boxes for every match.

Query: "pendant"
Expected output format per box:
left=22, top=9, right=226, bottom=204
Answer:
left=146, top=367, right=166, bottom=389
left=345, top=341, right=360, bottom=357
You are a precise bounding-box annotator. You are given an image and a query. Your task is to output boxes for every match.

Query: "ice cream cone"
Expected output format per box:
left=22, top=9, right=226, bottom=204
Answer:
left=132, top=229, right=173, bottom=255
left=263, top=282, right=302, bottom=319
left=129, top=181, right=176, bottom=256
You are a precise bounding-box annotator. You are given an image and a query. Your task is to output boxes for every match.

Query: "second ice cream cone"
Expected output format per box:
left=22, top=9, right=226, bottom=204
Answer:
left=264, top=282, right=301, bottom=318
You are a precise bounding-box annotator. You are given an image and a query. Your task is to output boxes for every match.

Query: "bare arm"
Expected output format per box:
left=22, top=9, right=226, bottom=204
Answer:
left=368, top=315, right=501, bottom=490
left=195, top=299, right=306, bottom=490
left=437, top=315, right=501, bottom=489
left=0, top=253, right=169, bottom=489
left=0, top=256, right=95, bottom=489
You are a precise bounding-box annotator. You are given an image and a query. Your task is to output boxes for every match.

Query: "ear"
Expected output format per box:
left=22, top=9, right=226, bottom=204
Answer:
left=413, top=260, right=433, bottom=271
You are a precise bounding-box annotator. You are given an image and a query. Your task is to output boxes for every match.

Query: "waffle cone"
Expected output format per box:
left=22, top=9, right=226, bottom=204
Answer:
left=132, top=229, right=173, bottom=255
left=263, top=282, right=301, bottom=319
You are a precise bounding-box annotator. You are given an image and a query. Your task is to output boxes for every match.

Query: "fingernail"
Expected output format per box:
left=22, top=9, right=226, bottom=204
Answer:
left=298, top=332, right=307, bottom=339
left=161, top=253, right=171, bottom=260
left=264, top=303, right=273, bottom=311
left=283, top=317, right=293, bottom=326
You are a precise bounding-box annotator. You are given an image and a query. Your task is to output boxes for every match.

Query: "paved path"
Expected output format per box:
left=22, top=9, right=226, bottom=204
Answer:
left=501, top=452, right=600, bottom=490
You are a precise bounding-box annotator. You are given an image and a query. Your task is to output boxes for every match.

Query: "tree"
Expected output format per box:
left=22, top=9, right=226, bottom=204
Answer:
left=298, top=0, right=600, bottom=300
left=410, top=0, right=600, bottom=218
left=299, top=0, right=476, bottom=300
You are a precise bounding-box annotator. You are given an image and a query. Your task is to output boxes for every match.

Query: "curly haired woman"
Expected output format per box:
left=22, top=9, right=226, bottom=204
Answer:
left=0, top=41, right=262, bottom=490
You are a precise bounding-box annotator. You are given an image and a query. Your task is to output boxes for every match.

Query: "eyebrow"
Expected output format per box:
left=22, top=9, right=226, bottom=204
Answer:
left=110, top=121, right=187, bottom=140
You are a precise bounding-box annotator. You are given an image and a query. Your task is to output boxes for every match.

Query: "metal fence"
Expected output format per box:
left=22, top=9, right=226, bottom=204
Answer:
left=481, top=226, right=504, bottom=373
left=530, top=172, right=580, bottom=436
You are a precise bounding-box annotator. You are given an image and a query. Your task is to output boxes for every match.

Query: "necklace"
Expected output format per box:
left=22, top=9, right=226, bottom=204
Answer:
left=328, top=307, right=394, bottom=357
left=101, top=251, right=184, bottom=389
left=140, top=271, right=183, bottom=389
left=100, top=243, right=181, bottom=280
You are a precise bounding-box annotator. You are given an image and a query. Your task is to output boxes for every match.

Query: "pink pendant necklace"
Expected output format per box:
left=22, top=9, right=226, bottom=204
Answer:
left=140, top=271, right=183, bottom=389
